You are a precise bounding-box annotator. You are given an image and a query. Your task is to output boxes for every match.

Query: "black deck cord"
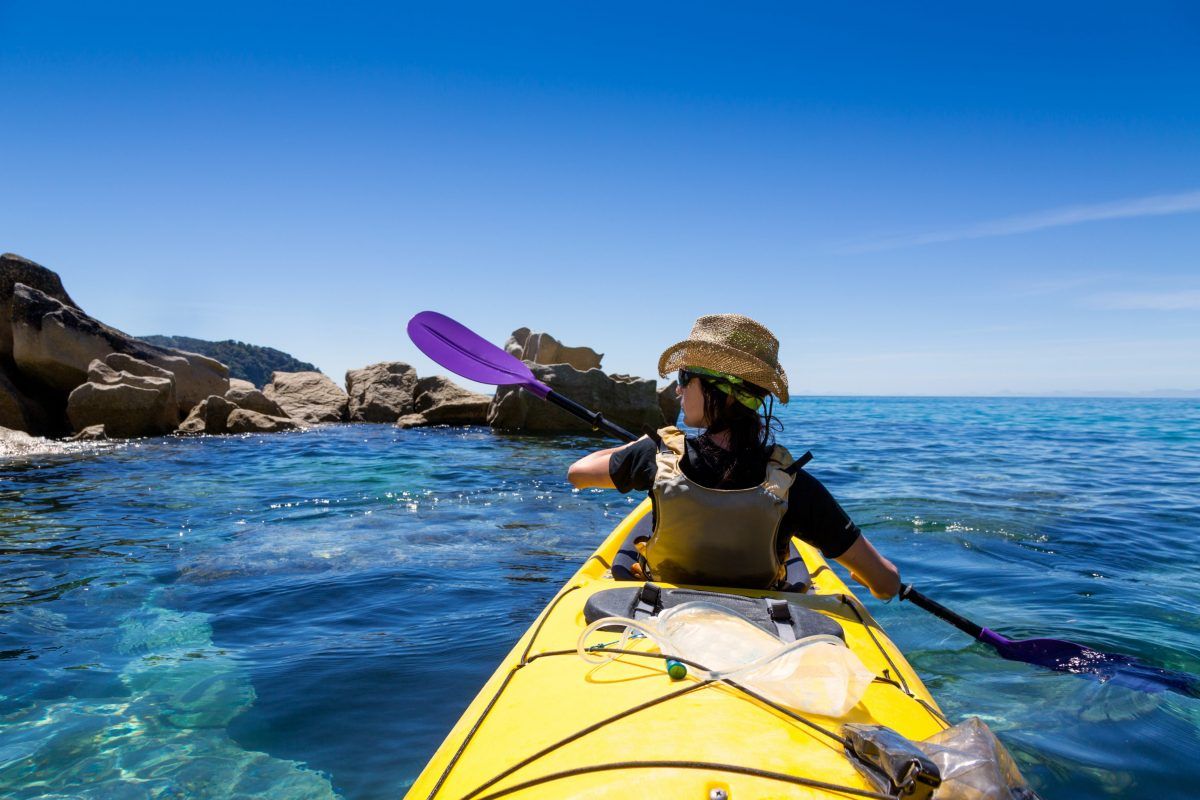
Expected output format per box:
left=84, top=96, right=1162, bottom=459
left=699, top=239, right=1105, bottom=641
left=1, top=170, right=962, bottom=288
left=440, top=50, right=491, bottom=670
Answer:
left=457, top=679, right=717, bottom=800
left=424, top=585, right=581, bottom=800
left=468, top=760, right=894, bottom=800
left=872, top=674, right=950, bottom=726
left=837, top=594, right=913, bottom=697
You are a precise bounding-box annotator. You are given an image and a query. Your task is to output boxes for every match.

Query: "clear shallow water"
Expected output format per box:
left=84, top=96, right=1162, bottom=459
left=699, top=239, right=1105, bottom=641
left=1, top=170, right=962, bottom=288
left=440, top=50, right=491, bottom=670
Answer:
left=2, top=398, right=1198, bottom=799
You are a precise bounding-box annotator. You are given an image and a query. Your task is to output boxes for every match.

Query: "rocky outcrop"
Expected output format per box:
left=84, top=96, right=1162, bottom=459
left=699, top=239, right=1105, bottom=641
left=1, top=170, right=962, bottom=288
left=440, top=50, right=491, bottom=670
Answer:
left=659, top=380, right=681, bottom=426
left=488, top=364, right=664, bottom=434
left=9, top=284, right=228, bottom=414
left=504, top=328, right=603, bottom=371
left=1, top=253, right=79, bottom=362
left=396, top=376, right=491, bottom=428
left=263, top=371, right=347, bottom=424
left=345, top=362, right=417, bottom=422
left=66, top=356, right=180, bottom=438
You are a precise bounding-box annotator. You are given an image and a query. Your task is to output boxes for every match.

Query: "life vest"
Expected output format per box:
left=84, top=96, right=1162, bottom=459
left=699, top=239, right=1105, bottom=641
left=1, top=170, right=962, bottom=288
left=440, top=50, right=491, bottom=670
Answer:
left=644, top=426, right=796, bottom=588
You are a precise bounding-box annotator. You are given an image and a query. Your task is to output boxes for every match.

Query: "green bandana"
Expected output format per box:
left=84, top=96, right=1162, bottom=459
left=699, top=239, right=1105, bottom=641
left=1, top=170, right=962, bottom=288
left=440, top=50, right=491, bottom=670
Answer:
left=686, top=366, right=764, bottom=411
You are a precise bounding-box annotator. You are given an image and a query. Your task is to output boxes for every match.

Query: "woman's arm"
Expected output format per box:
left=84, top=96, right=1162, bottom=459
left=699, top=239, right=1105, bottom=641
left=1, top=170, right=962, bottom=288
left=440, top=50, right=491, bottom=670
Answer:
left=835, top=535, right=901, bottom=600
left=567, top=445, right=625, bottom=489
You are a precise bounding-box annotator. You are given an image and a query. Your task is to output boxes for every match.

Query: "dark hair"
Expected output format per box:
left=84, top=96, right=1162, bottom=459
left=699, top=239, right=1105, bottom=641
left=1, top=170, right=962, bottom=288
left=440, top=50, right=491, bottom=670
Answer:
left=694, top=376, right=783, bottom=484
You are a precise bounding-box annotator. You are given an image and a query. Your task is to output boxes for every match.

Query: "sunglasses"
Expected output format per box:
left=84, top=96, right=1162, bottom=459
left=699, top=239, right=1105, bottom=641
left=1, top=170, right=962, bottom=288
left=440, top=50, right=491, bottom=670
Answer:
left=677, top=368, right=699, bottom=387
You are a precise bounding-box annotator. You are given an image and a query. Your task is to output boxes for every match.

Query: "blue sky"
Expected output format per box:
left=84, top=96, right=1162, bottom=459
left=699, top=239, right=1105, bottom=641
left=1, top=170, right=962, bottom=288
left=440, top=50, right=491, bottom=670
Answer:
left=2, top=2, right=1197, bottom=395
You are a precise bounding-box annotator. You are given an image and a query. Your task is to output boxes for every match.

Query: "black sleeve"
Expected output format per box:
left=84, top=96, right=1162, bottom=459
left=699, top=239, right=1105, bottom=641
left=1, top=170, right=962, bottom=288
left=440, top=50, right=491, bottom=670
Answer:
left=608, top=438, right=658, bottom=493
left=778, top=470, right=862, bottom=559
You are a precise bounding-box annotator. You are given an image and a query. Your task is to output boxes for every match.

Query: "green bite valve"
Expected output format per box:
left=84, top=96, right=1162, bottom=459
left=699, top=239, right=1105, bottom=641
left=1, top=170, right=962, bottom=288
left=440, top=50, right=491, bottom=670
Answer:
left=666, top=659, right=687, bottom=680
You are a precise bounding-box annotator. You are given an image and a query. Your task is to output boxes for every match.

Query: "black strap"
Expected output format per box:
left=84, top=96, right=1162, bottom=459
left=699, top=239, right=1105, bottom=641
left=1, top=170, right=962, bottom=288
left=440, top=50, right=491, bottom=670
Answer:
left=632, top=583, right=661, bottom=620
left=765, top=599, right=797, bottom=643
left=783, top=450, right=813, bottom=476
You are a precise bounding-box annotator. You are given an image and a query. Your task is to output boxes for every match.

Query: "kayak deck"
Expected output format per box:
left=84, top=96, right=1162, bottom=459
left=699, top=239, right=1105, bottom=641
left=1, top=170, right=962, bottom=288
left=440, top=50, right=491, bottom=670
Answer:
left=406, top=499, right=947, bottom=799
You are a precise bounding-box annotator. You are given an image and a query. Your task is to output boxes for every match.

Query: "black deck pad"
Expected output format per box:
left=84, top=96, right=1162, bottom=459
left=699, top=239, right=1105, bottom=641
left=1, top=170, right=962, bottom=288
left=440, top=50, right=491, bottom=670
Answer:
left=583, top=585, right=845, bottom=641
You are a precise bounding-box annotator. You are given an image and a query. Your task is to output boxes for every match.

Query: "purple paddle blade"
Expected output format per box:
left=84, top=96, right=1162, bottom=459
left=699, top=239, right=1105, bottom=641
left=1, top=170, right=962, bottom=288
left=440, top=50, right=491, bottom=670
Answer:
left=981, top=628, right=1200, bottom=697
left=407, top=311, right=550, bottom=398
left=902, top=585, right=1200, bottom=698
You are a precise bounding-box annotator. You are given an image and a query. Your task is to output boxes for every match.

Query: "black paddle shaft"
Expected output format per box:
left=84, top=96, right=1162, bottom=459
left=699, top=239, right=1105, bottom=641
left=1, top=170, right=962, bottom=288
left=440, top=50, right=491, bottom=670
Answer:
left=543, top=390, right=638, bottom=443
left=899, top=584, right=985, bottom=640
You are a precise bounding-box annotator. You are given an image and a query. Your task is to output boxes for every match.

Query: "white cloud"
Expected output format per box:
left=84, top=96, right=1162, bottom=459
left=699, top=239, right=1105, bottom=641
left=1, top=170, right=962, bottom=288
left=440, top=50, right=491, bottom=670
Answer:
left=836, top=189, right=1200, bottom=253
left=1087, top=290, right=1200, bottom=310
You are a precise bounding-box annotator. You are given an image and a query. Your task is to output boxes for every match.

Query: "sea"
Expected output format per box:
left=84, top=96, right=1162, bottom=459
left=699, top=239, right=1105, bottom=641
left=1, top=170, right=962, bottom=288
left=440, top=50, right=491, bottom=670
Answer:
left=2, top=397, right=1198, bottom=799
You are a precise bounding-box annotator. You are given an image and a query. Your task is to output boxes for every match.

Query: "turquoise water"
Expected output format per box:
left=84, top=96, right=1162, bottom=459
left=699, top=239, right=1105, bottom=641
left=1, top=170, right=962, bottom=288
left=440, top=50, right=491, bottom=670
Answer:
left=2, top=398, right=1198, bottom=799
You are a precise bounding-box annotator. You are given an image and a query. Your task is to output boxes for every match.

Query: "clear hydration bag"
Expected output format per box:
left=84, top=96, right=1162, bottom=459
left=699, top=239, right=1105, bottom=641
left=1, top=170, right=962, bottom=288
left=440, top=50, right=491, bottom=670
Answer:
left=577, top=600, right=875, bottom=718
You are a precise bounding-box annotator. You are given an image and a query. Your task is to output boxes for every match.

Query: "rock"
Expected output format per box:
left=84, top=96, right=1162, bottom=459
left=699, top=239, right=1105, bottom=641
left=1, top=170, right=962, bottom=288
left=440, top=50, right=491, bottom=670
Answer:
left=225, top=408, right=299, bottom=434
left=502, top=328, right=603, bottom=371
left=67, top=381, right=178, bottom=438
left=263, top=371, right=347, bottom=423
left=229, top=378, right=256, bottom=393
left=659, top=380, right=681, bottom=426
left=396, top=376, right=491, bottom=428
left=176, top=395, right=237, bottom=435
left=68, top=424, right=108, bottom=441
left=488, top=364, right=664, bottom=434
left=1, top=253, right=79, bottom=362
left=0, top=363, right=50, bottom=433
left=88, top=355, right=180, bottom=419
left=345, top=362, right=417, bottom=422
left=224, top=385, right=285, bottom=418
left=9, top=284, right=228, bottom=414
left=0, top=426, right=51, bottom=457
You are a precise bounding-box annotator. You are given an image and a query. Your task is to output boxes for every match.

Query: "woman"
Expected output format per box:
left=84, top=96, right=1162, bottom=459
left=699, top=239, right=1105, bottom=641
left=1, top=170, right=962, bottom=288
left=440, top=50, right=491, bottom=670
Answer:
left=568, top=313, right=900, bottom=599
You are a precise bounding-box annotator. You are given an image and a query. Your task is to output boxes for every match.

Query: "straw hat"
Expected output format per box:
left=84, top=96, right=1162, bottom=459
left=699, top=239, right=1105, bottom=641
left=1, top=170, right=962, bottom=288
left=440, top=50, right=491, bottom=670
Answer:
left=658, top=314, right=789, bottom=403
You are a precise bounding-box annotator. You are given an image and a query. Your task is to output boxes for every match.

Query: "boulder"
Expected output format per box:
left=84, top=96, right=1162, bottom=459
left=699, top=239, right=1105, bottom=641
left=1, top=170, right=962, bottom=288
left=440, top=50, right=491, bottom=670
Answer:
left=396, top=376, right=491, bottom=428
left=176, top=395, right=237, bottom=435
left=263, top=371, right=347, bottom=423
left=488, top=364, right=664, bottom=434
left=9, top=284, right=228, bottom=414
left=225, top=408, right=300, bottom=434
left=659, top=380, right=681, bottom=426
left=224, top=384, right=286, bottom=417
left=88, top=355, right=180, bottom=419
left=1, top=253, right=79, bottom=362
left=67, top=382, right=177, bottom=438
left=229, top=378, right=256, bottom=393
left=345, top=362, right=418, bottom=422
left=503, top=328, right=603, bottom=371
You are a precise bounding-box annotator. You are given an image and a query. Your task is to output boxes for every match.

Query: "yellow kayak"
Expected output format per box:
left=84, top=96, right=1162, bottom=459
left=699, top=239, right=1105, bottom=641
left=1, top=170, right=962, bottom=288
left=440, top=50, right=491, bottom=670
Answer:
left=406, top=498, right=949, bottom=799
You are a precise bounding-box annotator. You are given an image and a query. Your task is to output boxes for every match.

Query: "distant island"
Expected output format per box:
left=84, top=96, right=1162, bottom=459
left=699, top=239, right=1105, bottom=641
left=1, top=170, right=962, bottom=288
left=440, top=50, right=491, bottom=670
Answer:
left=139, top=335, right=319, bottom=388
